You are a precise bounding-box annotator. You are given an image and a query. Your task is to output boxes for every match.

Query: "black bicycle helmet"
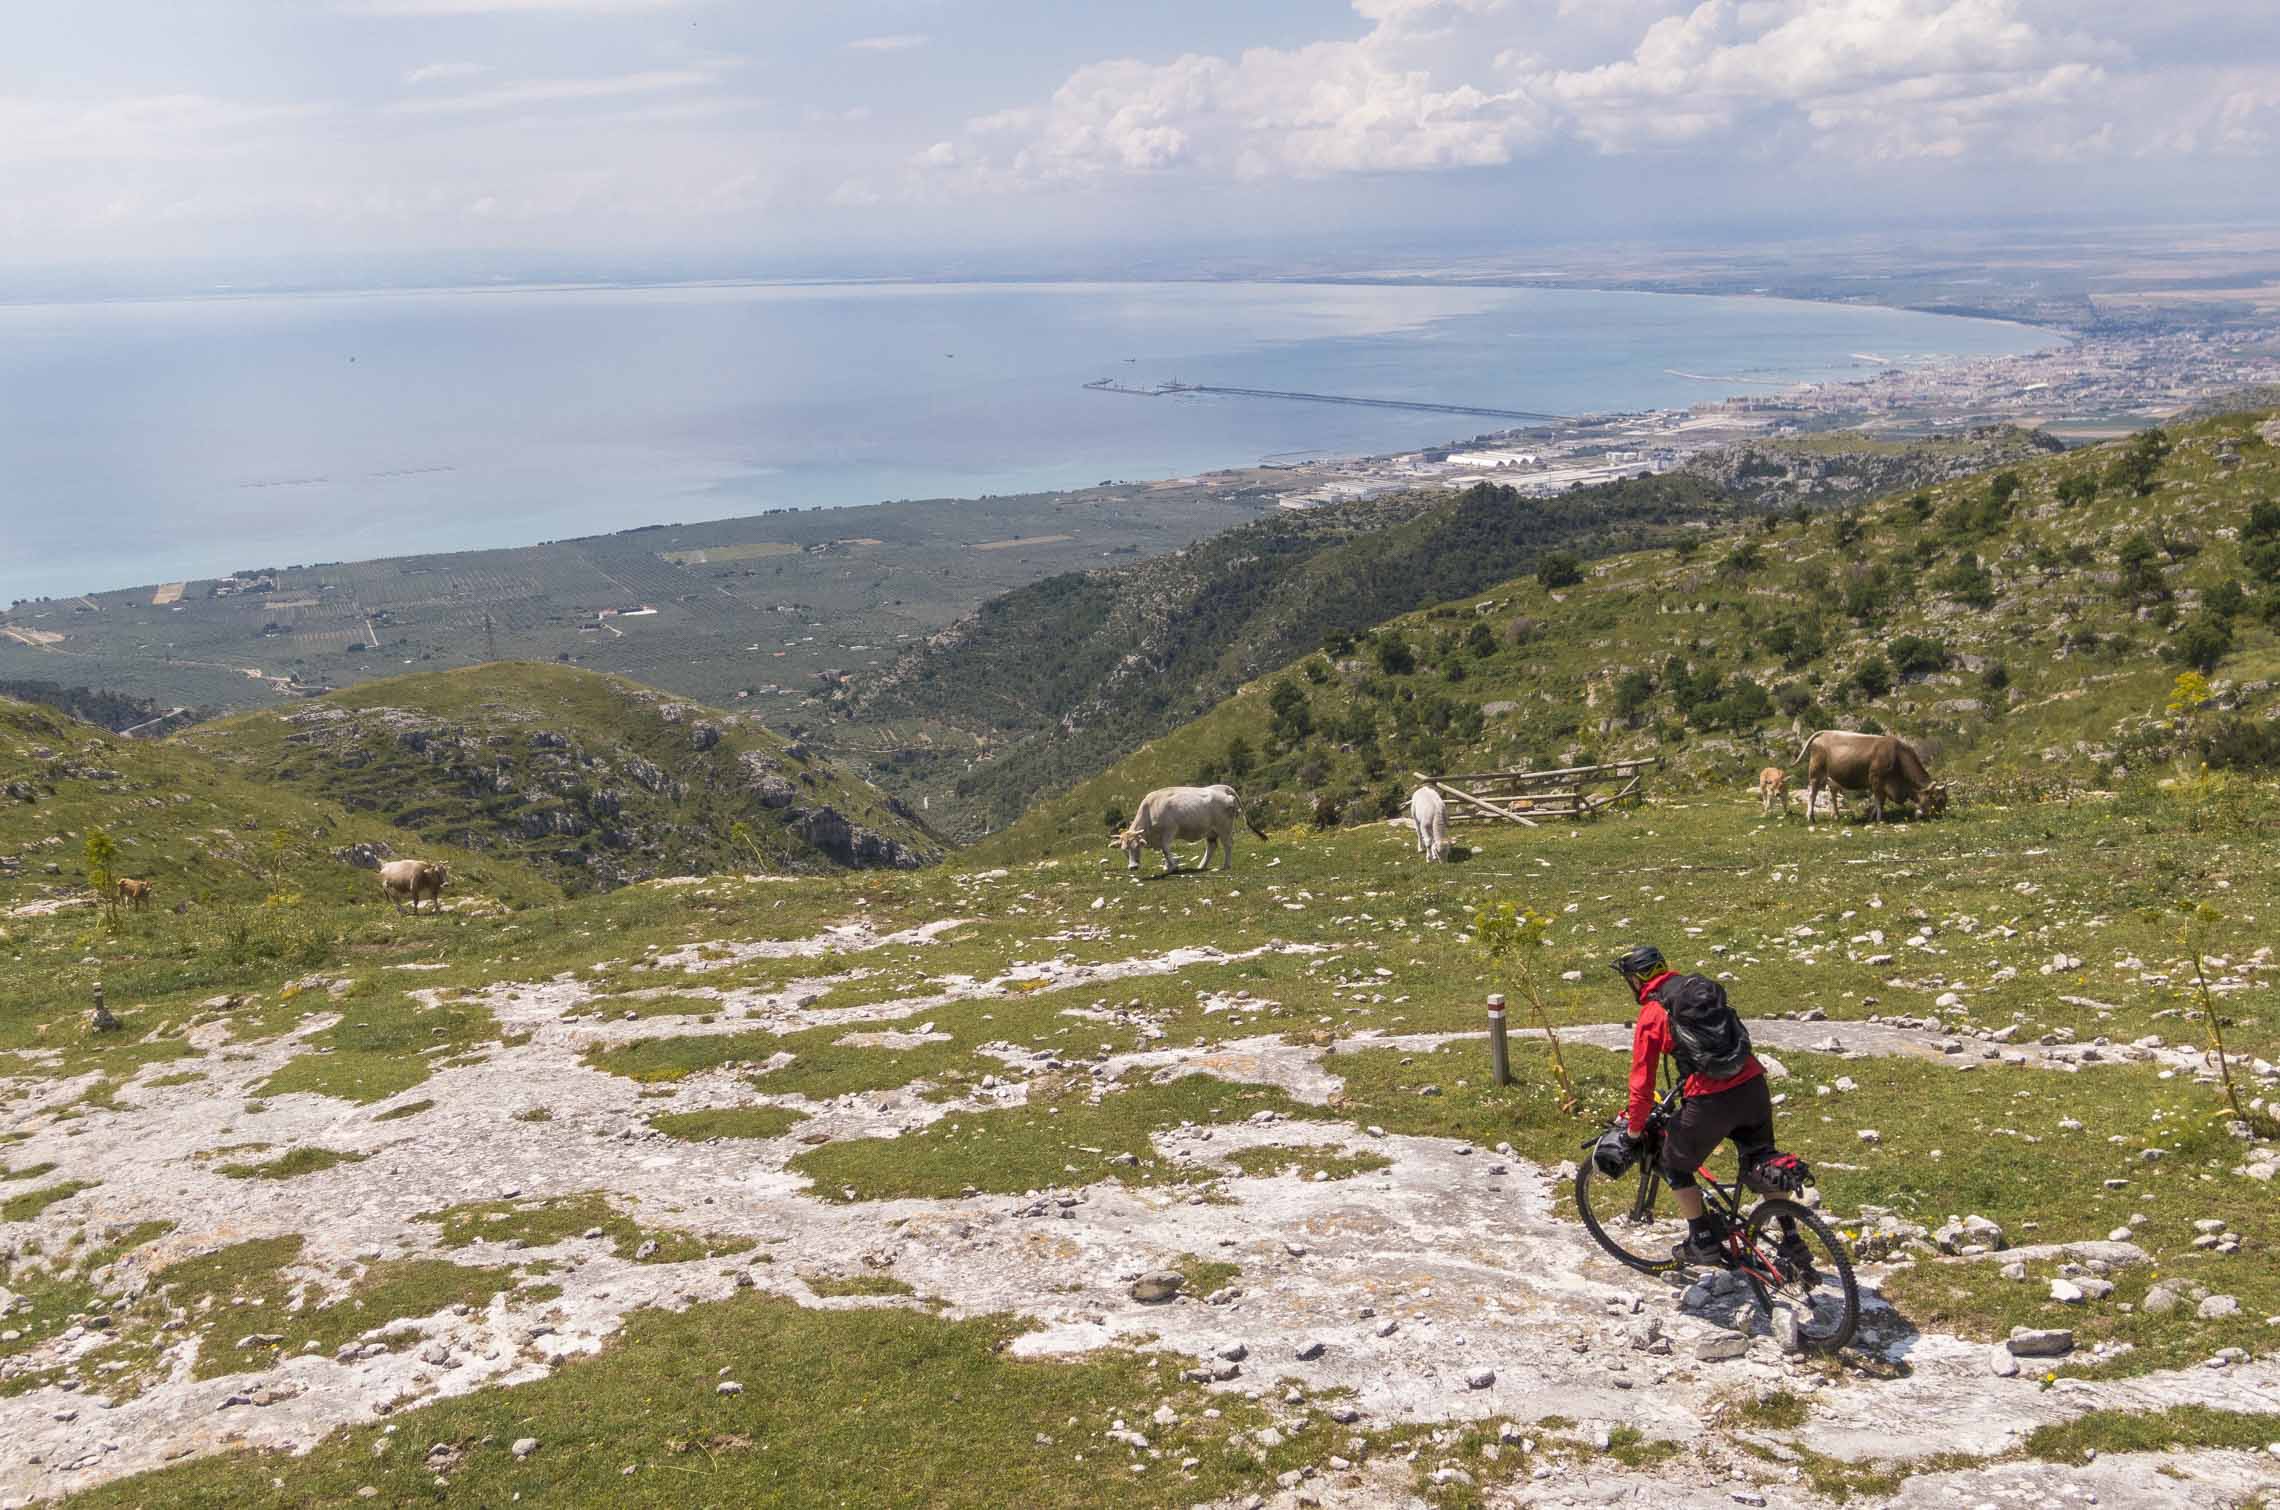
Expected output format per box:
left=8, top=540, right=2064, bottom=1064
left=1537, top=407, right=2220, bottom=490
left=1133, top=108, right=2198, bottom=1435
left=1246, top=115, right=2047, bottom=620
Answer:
left=1610, top=944, right=1665, bottom=980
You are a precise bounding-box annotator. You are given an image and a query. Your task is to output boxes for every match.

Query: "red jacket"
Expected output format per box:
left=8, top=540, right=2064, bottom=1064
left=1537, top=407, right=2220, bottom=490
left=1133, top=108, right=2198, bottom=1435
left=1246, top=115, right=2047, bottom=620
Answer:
left=1625, top=970, right=1763, bottom=1135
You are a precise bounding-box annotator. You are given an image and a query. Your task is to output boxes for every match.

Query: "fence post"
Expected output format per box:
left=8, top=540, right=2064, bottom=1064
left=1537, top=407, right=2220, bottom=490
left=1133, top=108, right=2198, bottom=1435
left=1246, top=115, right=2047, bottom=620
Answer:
left=1486, top=993, right=1510, bottom=1087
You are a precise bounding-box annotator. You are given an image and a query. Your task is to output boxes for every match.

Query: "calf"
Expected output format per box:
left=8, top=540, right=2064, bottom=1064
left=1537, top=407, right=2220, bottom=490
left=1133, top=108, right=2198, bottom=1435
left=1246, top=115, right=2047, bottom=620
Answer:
left=116, top=877, right=154, bottom=911
left=1755, top=767, right=1788, bottom=817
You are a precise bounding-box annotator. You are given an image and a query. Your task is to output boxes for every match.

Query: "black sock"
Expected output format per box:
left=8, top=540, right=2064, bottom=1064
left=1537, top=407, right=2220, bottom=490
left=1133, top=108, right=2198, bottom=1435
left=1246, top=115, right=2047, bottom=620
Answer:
left=1687, top=1215, right=1716, bottom=1240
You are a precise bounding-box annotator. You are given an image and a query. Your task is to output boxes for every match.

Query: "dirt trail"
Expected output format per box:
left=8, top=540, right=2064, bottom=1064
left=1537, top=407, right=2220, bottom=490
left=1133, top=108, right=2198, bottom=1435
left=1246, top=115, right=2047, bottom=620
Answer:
left=3, top=923, right=2275, bottom=1508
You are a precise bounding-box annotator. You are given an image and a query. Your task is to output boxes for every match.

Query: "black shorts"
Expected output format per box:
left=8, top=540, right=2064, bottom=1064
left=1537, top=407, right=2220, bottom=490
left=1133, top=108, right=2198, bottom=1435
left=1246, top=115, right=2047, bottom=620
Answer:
left=1660, top=1073, right=1775, bottom=1190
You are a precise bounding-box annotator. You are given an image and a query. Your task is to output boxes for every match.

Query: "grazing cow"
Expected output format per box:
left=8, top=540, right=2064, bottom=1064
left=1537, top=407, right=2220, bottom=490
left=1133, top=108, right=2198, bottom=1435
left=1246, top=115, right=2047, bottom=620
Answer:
left=1756, top=767, right=1788, bottom=817
left=1798, top=730, right=1948, bottom=825
left=1409, top=785, right=1449, bottom=862
left=1112, top=785, right=1266, bottom=874
left=379, top=858, right=451, bottom=913
left=116, top=877, right=153, bottom=910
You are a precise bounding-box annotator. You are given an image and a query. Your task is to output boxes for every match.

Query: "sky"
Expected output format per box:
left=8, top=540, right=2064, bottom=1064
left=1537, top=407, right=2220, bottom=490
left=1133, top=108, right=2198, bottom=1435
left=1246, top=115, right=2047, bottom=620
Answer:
left=4, top=0, right=2278, bottom=279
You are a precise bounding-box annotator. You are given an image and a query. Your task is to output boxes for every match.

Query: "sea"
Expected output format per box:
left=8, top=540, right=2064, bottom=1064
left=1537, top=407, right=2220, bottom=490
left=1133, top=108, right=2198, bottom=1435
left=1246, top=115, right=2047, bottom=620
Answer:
left=0, top=280, right=2054, bottom=603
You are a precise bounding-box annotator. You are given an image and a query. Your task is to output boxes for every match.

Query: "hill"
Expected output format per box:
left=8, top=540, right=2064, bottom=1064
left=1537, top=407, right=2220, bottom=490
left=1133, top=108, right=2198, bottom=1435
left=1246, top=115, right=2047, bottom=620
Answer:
left=0, top=694, right=559, bottom=917
left=844, top=428, right=2070, bottom=843
left=174, top=664, right=941, bottom=892
left=979, top=407, right=2280, bottom=861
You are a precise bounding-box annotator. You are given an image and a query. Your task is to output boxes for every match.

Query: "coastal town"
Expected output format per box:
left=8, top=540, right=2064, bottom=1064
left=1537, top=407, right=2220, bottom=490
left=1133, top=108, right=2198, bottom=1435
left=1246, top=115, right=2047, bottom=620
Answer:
left=1257, top=321, right=2280, bottom=511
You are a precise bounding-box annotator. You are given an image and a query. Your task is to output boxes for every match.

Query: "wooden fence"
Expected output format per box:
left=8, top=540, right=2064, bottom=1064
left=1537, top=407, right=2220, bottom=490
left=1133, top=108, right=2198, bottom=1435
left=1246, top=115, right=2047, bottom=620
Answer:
left=1415, top=757, right=1659, bottom=827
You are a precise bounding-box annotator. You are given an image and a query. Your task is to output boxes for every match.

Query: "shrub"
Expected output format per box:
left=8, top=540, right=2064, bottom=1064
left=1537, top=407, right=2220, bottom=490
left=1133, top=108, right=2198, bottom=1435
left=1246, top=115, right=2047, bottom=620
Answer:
left=2204, top=579, right=2248, bottom=621
left=2105, top=427, right=2171, bottom=497
left=1465, top=621, right=1497, bottom=658
left=1981, top=660, right=2010, bottom=692
left=1850, top=654, right=1894, bottom=699
left=1690, top=677, right=1774, bottom=731
left=2116, top=532, right=2166, bottom=603
left=1302, top=658, right=1330, bottom=685
left=2199, top=716, right=2280, bottom=773
left=1321, top=629, right=1355, bottom=658
left=2168, top=614, right=2234, bottom=674
left=1830, top=513, right=1862, bottom=548
left=1611, top=670, right=1654, bottom=723
left=2054, top=474, right=2098, bottom=508
left=1888, top=635, right=1950, bottom=676
left=1773, top=681, right=1815, bottom=718
left=1223, top=736, right=1255, bottom=780
left=1372, top=633, right=1416, bottom=677
left=1935, top=552, right=1996, bottom=609
left=1721, top=541, right=1766, bottom=577
left=1903, top=492, right=1934, bottom=521
left=1536, top=552, right=1584, bottom=589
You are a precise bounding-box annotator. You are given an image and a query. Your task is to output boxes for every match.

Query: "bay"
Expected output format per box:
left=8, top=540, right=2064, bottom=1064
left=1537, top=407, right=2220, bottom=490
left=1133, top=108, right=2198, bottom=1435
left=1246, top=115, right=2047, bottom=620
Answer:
left=0, top=280, right=2050, bottom=603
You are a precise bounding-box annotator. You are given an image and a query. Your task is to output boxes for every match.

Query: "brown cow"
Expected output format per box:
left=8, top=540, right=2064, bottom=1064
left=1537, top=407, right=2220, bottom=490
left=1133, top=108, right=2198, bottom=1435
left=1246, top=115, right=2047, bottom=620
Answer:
left=379, top=859, right=450, bottom=913
left=1799, top=730, right=1948, bottom=825
left=116, top=877, right=154, bottom=910
left=1755, top=767, right=1788, bottom=817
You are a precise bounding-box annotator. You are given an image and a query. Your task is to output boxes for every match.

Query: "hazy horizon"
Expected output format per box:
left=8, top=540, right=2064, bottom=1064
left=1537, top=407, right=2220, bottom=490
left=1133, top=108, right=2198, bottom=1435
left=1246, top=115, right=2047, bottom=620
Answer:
left=4, top=2, right=2277, bottom=283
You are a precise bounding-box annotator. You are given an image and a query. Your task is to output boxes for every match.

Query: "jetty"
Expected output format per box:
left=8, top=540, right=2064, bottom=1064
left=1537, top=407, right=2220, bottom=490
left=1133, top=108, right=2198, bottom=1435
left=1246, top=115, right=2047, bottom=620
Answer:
left=1084, top=378, right=1561, bottom=423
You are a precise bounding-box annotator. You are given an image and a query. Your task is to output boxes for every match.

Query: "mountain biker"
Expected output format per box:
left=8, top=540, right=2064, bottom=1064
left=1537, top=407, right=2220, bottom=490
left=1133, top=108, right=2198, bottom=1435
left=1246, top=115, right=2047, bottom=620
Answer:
left=1607, top=944, right=1784, bottom=1266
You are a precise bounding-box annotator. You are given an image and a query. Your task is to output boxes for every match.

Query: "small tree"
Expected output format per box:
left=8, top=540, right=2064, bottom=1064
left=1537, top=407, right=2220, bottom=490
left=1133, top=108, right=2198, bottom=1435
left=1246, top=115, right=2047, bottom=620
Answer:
left=1536, top=552, right=1583, bottom=590
left=84, top=828, right=119, bottom=923
left=2169, top=614, right=2234, bottom=674
left=1850, top=654, right=1894, bottom=700
left=1471, top=903, right=1581, bottom=1116
left=2179, top=903, right=2279, bottom=1139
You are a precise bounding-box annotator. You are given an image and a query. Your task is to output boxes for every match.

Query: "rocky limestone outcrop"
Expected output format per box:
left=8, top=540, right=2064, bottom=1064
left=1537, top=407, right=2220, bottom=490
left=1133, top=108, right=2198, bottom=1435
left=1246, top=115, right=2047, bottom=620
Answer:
left=789, top=806, right=925, bottom=869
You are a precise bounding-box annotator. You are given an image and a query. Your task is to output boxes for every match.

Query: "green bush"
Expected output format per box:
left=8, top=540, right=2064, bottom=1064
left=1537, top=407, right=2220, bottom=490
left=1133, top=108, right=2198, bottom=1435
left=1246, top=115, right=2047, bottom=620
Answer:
left=1888, top=635, right=1950, bottom=676
left=2199, top=716, right=2280, bottom=772
left=1536, top=552, right=1583, bottom=589
left=2168, top=614, right=2234, bottom=674
left=1850, top=654, right=1895, bottom=699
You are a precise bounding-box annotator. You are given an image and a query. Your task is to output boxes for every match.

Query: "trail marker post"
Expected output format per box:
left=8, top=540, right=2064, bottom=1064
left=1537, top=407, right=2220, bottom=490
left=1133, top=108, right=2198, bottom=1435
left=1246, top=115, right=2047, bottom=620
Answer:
left=1486, top=993, right=1511, bottom=1087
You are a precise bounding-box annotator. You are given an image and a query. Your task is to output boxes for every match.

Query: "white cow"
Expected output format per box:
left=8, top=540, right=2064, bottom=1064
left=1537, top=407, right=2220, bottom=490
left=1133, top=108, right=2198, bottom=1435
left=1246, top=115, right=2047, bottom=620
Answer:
left=379, top=858, right=450, bottom=913
left=1409, top=785, right=1449, bottom=862
left=1112, top=784, right=1266, bottom=873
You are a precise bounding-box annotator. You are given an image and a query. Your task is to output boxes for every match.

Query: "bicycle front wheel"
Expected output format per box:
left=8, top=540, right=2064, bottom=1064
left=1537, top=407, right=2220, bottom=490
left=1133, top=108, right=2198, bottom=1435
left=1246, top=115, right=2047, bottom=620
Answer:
left=1741, top=1199, right=1859, bottom=1353
left=1574, top=1154, right=1685, bottom=1274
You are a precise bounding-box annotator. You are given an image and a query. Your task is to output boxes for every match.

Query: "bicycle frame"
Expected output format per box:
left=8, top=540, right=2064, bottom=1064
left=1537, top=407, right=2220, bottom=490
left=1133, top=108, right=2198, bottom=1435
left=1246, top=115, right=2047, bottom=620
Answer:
left=1624, top=1080, right=1792, bottom=1284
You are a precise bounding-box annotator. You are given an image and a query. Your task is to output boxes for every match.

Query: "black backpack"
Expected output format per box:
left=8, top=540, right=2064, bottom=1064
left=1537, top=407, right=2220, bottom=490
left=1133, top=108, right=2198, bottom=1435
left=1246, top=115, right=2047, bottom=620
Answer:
left=1651, top=973, right=1753, bottom=1080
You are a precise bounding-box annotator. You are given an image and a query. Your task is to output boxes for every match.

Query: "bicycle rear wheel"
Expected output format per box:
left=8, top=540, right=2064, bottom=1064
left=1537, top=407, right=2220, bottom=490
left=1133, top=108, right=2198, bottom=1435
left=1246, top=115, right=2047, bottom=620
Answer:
left=1740, top=1199, right=1859, bottom=1353
left=1574, top=1155, right=1684, bottom=1274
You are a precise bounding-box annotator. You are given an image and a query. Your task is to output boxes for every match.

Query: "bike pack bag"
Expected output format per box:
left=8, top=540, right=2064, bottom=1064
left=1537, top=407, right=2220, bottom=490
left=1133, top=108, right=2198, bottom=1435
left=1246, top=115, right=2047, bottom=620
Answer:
left=1654, top=973, right=1752, bottom=1080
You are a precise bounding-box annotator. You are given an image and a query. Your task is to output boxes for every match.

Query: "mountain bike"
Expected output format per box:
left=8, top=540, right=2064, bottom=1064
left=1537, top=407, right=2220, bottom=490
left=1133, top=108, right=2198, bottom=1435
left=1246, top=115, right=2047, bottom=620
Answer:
left=1574, top=1080, right=1859, bottom=1353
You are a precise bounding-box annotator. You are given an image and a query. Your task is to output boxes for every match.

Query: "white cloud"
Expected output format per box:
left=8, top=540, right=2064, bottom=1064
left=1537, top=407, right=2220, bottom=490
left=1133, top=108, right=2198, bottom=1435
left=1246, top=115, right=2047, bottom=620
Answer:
left=848, top=34, right=928, bottom=53
left=828, top=176, right=882, bottom=207
left=926, top=0, right=2265, bottom=191
left=386, top=68, right=716, bottom=114
left=404, top=61, right=493, bottom=86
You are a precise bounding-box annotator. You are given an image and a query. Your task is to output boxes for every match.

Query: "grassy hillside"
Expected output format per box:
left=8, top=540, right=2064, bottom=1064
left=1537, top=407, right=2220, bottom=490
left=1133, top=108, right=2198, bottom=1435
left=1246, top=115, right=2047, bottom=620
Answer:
left=176, top=664, right=941, bottom=892
left=849, top=475, right=1738, bottom=840
left=981, top=408, right=2280, bottom=862
left=846, top=429, right=2069, bottom=844
left=0, top=695, right=557, bottom=917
